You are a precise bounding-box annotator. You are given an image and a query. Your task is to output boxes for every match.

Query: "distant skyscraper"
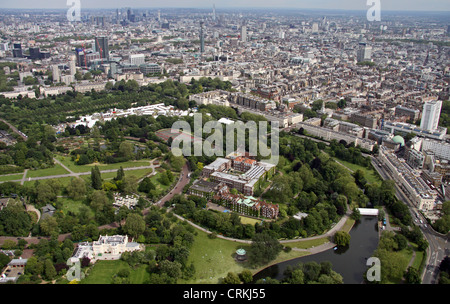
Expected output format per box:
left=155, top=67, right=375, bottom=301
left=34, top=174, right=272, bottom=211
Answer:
left=212, top=4, right=216, bottom=21
left=421, top=100, right=443, bottom=131
left=312, top=22, right=319, bottom=33
left=200, top=21, right=205, bottom=53
left=69, top=55, right=77, bottom=76
left=357, top=42, right=372, bottom=62
left=157, top=10, right=161, bottom=22
left=241, top=25, right=247, bottom=43
left=29, top=47, right=41, bottom=60
left=94, top=36, right=109, bottom=61
left=52, top=65, right=60, bottom=83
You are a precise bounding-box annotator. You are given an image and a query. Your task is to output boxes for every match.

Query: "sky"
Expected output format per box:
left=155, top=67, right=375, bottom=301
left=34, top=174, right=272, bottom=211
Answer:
left=0, top=0, right=449, bottom=11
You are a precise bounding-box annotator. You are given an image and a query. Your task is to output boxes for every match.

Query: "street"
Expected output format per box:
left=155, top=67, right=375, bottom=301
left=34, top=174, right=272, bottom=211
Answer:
left=372, top=155, right=449, bottom=284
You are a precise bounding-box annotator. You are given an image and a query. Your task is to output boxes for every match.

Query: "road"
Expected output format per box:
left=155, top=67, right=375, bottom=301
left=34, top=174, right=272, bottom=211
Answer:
left=0, top=118, right=27, bottom=141
left=152, top=162, right=191, bottom=209
left=372, top=155, right=449, bottom=284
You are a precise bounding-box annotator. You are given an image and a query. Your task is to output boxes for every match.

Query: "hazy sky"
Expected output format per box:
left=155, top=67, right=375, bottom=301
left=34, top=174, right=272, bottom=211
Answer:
left=0, top=0, right=449, bottom=11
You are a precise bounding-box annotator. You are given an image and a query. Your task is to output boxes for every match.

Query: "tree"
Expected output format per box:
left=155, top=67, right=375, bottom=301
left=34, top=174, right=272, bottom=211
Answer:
left=44, top=259, right=57, bottom=280
left=334, top=231, right=351, bottom=247
left=247, top=232, right=283, bottom=267
left=121, top=175, right=139, bottom=194
left=119, top=142, right=134, bottom=160
left=89, top=190, right=110, bottom=212
left=115, top=166, right=125, bottom=181
left=123, top=213, right=145, bottom=238
left=404, top=267, right=421, bottom=284
left=66, top=177, right=87, bottom=200
left=223, top=272, right=241, bottom=284
left=138, top=177, right=156, bottom=194
left=91, top=166, right=102, bottom=190
left=39, top=217, right=59, bottom=236
left=239, top=269, right=253, bottom=284
left=351, top=207, right=361, bottom=221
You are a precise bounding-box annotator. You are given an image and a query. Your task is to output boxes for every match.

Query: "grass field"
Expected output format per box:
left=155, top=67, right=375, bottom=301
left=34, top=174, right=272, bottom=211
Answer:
left=55, top=155, right=153, bottom=173
left=57, top=197, right=94, bottom=216
left=239, top=216, right=262, bottom=226
left=341, top=218, right=356, bottom=233
left=25, top=164, right=69, bottom=178
left=333, top=158, right=382, bottom=185
left=283, top=237, right=330, bottom=250
left=179, top=229, right=311, bottom=284
left=0, top=173, right=23, bottom=182
left=80, top=260, right=150, bottom=284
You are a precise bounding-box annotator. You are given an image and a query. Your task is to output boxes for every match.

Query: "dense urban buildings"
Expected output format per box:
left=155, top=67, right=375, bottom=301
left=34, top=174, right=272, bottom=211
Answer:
left=0, top=4, right=449, bottom=287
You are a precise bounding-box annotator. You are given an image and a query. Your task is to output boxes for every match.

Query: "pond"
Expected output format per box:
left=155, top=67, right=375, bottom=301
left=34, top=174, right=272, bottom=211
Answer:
left=253, top=216, right=380, bottom=284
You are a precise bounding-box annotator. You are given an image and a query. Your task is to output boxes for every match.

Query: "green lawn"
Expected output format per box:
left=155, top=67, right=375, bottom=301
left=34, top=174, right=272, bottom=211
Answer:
left=26, top=164, right=69, bottom=178
left=0, top=173, right=23, bottom=182
left=57, top=197, right=94, bottom=216
left=56, top=155, right=153, bottom=173
left=333, top=158, right=382, bottom=185
left=283, top=237, right=330, bottom=250
left=239, top=216, right=262, bottom=226
left=149, top=170, right=178, bottom=196
left=102, top=168, right=153, bottom=181
left=180, top=228, right=310, bottom=284
left=80, top=260, right=150, bottom=284
left=409, top=243, right=425, bottom=272
left=341, top=218, right=356, bottom=233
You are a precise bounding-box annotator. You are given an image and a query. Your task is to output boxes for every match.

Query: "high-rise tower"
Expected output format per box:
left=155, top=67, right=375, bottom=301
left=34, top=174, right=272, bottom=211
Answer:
left=200, top=21, right=205, bottom=54
left=241, top=25, right=247, bottom=43
left=420, top=100, right=442, bottom=131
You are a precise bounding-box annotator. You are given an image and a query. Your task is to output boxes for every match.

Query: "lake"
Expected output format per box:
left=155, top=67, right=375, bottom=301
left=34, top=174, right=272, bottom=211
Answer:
left=253, top=216, right=380, bottom=284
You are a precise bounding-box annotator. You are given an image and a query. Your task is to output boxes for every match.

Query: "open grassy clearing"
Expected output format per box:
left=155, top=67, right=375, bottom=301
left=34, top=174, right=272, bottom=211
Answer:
left=80, top=260, right=150, bottom=284
left=25, top=164, right=69, bottom=178
left=0, top=173, right=23, bottom=182
left=55, top=155, right=153, bottom=173
left=332, top=158, right=382, bottom=185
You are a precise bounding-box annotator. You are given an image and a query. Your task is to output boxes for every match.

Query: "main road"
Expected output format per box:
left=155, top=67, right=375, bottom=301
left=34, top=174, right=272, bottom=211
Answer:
left=371, top=155, right=449, bottom=284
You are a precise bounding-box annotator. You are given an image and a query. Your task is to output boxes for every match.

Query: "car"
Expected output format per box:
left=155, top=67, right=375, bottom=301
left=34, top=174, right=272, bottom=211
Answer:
left=424, top=224, right=427, bottom=228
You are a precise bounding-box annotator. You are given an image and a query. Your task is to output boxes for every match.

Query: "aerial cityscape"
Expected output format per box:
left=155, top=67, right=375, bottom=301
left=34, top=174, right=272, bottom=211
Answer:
left=0, top=0, right=449, bottom=293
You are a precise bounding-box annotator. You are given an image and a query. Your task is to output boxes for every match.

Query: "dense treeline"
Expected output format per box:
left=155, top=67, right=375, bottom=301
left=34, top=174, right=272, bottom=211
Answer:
left=0, top=124, right=56, bottom=171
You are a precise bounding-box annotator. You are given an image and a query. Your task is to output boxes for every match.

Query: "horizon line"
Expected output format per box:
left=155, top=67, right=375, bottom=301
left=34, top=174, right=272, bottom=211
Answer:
left=0, top=7, right=449, bottom=13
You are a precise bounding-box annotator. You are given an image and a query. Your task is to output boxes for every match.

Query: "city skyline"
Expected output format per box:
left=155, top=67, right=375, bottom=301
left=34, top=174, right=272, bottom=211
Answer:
left=1, top=0, right=450, bottom=11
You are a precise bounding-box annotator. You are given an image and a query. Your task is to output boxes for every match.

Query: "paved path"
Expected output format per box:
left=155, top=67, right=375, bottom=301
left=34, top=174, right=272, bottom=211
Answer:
left=20, top=169, right=28, bottom=185
left=0, top=165, right=156, bottom=184
left=53, top=157, right=76, bottom=176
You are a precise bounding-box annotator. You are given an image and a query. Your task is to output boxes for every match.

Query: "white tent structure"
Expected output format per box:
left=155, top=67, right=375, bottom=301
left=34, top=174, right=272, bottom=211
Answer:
left=357, top=208, right=379, bottom=216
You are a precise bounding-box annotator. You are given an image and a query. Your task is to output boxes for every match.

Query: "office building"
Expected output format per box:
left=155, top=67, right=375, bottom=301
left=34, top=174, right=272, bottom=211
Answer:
left=29, top=47, right=41, bottom=60
left=52, top=65, right=60, bottom=83
left=200, top=21, right=205, bottom=53
left=94, top=36, right=109, bottom=61
left=357, top=42, right=372, bottom=62
left=69, top=55, right=77, bottom=76
left=312, top=22, right=319, bottom=33
left=420, top=100, right=442, bottom=131
left=130, top=54, right=145, bottom=66
left=241, top=25, right=247, bottom=43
